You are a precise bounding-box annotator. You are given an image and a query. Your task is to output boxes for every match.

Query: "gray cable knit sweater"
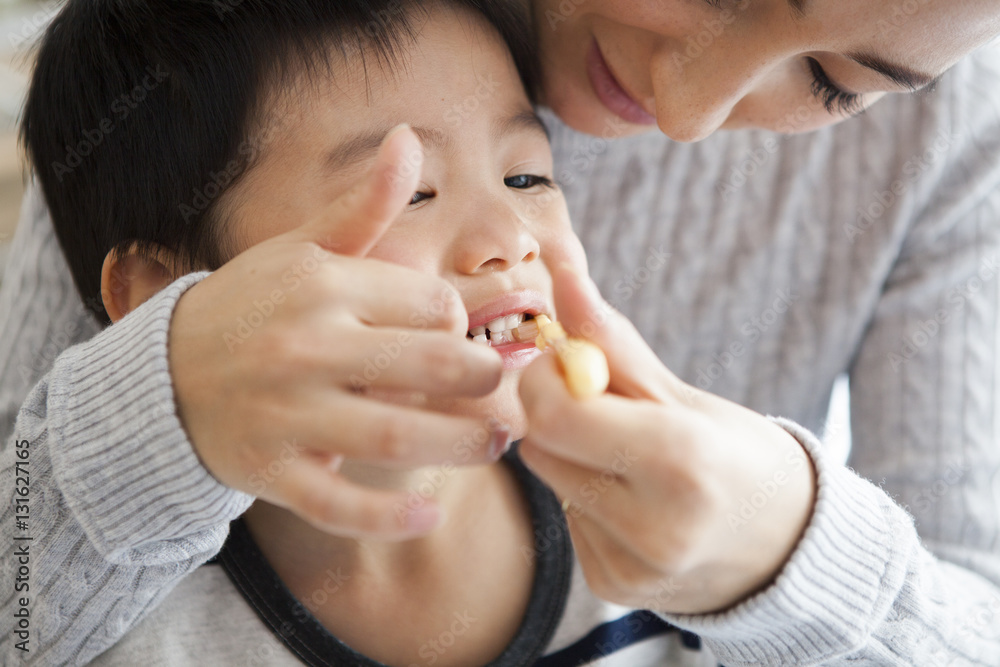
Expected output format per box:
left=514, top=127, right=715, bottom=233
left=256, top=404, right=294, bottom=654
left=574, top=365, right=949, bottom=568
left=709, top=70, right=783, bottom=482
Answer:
left=2, top=43, right=1000, bottom=666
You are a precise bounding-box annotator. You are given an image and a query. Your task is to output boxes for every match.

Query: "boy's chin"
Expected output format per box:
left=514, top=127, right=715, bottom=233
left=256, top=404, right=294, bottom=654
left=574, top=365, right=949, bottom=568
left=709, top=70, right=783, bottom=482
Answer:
left=367, top=373, right=528, bottom=444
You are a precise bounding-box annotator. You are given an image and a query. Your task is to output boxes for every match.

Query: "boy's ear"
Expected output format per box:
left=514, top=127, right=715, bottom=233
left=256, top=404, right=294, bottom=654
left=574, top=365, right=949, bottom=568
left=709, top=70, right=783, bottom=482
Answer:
left=101, top=244, right=181, bottom=323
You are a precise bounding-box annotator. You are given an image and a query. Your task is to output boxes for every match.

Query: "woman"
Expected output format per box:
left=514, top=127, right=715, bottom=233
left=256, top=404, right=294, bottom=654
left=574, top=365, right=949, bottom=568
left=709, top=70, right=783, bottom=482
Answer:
left=2, top=0, right=999, bottom=664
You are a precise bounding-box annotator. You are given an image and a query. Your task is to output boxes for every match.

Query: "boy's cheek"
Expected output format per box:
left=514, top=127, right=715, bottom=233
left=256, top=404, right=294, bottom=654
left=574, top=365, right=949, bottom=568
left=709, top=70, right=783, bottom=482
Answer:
left=367, top=238, right=438, bottom=275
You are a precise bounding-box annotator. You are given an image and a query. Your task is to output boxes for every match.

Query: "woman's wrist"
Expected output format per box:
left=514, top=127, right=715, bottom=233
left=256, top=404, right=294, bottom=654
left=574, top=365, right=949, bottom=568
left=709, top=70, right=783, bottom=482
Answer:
left=659, top=417, right=915, bottom=664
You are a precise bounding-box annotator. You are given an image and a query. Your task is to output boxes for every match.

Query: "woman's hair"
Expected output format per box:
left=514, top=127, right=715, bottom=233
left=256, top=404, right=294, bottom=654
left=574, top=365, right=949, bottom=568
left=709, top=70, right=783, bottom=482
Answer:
left=21, top=0, right=539, bottom=323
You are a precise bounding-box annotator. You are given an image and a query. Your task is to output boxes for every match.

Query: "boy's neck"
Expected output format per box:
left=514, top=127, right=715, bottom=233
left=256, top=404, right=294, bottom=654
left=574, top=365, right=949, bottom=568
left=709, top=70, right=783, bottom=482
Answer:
left=243, top=460, right=538, bottom=666
left=245, top=462, right=494, bottom=576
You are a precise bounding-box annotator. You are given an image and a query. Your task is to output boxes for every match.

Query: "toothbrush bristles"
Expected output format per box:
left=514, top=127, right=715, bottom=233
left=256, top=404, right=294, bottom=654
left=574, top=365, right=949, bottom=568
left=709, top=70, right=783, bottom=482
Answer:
left=512, top=318, right=541, bottom=342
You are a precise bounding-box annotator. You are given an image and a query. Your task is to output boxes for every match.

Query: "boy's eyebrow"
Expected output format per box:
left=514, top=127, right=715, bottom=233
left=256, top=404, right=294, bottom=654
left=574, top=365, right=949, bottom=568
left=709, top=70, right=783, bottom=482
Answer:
left=493, top=109, right=550, bottom=144
left=325, top=125, right=447, bottom=169
left=325, top=110, right=549, bottom=170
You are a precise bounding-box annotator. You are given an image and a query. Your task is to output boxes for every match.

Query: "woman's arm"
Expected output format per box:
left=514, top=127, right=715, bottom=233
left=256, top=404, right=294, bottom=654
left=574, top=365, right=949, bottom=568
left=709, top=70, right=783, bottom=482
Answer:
left=1, top=270, right=255, bottom=666
left=521, top=48, right=1000, bottom=664
left=0, top=130, right=507, bottom=663
left=666, top=175, right=1000, bottom=665
left=0, top=182, right=100, bottom=444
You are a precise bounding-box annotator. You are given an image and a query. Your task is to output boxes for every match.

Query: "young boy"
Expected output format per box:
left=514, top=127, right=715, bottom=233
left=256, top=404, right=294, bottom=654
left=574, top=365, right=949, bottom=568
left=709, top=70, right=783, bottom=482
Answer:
left=17, top=0, right=706, bottom=664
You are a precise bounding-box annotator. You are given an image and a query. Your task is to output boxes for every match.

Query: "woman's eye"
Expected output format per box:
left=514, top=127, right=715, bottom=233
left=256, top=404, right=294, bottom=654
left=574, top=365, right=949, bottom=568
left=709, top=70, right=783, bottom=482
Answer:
left=505, top=174, right=555, bottom=190
left=409, top=191, right=433, bottom=205
left=806, top=58, right=864, bottom=116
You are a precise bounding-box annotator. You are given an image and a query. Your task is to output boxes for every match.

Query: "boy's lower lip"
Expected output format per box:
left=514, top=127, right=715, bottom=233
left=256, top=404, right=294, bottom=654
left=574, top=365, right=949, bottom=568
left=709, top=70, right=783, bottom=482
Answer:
left=495, top=342, right=542, bottom=370
left=585, top=40, right=657, bottom=126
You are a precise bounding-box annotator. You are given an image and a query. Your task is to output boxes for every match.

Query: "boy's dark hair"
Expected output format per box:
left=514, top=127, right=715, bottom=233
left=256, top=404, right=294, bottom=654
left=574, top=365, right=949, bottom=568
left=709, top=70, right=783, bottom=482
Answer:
left=21, top=0, right=539, bottom=323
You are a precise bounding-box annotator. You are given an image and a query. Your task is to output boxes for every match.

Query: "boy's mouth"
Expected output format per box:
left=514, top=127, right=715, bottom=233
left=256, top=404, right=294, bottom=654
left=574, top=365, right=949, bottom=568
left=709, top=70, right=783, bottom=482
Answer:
left=467, top=313, right=535, bottom=347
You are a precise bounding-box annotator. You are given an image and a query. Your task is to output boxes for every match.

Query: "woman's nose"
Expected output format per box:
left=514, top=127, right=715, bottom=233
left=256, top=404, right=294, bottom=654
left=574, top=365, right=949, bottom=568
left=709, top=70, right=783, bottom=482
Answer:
left=648, top=32, right=775, bottom=142
left=453, top=199, right=540, bottom=274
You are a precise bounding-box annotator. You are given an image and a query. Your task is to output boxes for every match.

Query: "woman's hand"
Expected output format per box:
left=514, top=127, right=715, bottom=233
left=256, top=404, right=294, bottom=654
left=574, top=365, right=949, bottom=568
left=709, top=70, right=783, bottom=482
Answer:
left=169, top=126, right=507, bottom=541
left=518, top=265, right=817, bottom=614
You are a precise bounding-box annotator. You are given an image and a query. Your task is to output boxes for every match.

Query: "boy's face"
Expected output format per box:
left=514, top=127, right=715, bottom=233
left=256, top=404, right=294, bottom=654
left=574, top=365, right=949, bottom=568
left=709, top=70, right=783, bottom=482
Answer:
left=221, top=7, right=581, bottom=436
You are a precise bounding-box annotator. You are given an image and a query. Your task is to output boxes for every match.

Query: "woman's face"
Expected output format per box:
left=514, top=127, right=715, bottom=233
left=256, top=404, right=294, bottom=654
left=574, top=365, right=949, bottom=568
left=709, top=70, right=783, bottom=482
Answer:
left=533, top=0, right=1000, bottom=141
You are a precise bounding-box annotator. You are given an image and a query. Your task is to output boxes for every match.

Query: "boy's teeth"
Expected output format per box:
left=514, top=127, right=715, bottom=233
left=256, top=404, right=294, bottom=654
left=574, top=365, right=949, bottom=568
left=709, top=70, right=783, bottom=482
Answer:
left=469, top=312, right=530, bottom=345
left=485, top=317, right=508, bottom=333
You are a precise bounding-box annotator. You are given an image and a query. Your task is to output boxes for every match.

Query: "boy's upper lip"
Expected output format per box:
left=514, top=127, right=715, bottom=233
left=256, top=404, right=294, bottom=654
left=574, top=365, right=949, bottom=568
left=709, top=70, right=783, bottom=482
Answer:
left=466, top=289, right=549, bottom=331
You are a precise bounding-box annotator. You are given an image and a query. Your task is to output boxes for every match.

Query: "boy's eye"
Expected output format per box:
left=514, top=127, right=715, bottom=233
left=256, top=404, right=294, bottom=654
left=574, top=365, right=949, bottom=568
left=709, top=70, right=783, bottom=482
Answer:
left=409, top=191, right=433, bottom=205
left=505, top=174, right=555, bottom=190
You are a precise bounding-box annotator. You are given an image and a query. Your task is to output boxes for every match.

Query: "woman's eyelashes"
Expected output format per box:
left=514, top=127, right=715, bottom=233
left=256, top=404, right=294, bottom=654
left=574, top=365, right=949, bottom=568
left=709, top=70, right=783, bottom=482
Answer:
left=407, top=174, right=555, bottom=205
left=806, top=58, right=864, bottom=116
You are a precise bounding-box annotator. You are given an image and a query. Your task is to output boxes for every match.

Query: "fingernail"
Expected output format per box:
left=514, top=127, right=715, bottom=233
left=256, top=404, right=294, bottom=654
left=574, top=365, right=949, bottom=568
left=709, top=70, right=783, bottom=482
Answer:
left=487, top=418, right=511, bottom=460
left=406, top=505, right=443, bottom=533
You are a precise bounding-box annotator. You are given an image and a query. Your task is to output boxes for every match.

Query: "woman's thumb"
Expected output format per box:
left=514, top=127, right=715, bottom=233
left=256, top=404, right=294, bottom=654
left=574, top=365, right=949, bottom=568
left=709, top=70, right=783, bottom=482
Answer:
left=294, top=123, right=423, bottom=256
left=551, top=263, right=678, bottom=402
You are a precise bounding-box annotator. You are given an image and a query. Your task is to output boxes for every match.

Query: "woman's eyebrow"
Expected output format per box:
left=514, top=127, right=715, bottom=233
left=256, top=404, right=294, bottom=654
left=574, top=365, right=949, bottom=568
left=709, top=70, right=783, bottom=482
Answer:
left=785, top=0, right=938, bottom=91
left=847, top=52, right=939, bottom=91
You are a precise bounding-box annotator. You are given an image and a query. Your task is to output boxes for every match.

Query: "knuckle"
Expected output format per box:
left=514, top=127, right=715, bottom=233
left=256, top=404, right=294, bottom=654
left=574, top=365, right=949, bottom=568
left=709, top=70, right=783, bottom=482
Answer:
left=527, top=394, right=567, bottom=435
left=300, top=493, right=339, bottom=528
left=604, top=562, right=649, bottom=597
left=355, top=503, right=393, bottom=535
left=419, top=344, right=468, bottom=387
left=372, top=417, right=413, bottom=462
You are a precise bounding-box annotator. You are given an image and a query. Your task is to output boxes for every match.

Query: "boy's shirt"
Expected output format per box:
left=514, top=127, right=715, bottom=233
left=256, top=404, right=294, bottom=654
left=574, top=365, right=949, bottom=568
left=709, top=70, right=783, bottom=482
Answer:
left=89, top=452, right=714, bottom=667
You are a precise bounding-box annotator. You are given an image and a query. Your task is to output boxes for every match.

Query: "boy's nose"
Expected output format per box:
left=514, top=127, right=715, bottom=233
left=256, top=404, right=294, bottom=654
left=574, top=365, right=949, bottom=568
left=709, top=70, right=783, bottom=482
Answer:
left=454, top=200, right=540, bottom=274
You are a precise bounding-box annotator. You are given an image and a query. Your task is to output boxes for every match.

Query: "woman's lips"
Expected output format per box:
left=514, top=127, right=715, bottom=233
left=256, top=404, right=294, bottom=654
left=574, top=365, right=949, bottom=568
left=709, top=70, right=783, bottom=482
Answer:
left=585, top=40, right=657, bottom=126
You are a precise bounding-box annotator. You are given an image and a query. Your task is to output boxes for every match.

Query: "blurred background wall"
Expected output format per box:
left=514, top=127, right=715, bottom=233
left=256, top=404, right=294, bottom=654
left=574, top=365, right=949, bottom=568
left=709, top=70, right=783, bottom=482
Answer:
left=1, top=0, right=58, bottom=275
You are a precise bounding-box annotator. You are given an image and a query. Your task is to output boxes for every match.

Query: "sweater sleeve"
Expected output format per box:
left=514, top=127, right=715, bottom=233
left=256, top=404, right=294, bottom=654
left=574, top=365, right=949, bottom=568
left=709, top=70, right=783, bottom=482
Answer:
left=0, top=181, right=101, bottom=445
left=660, top=55, right=1000, bottom=666
left=0, top=270, right=255, bottom=666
